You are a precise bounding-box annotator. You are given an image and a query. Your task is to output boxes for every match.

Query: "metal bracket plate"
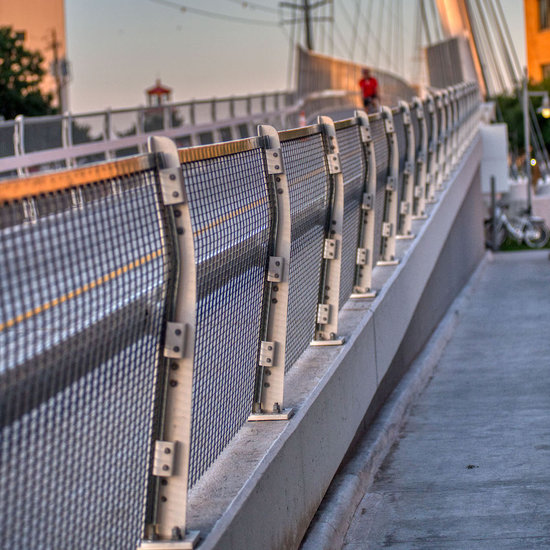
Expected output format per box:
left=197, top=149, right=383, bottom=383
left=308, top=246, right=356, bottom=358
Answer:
left=259, top=341, right=275, bottom=367
left=361, top=192, right=373, bottom=210
left=414, top=186, right=423, bottom=198
left=403, top=111, right=411, bottom=125
left=266, top=149, right=284, bottom=174
left=360, top=126, right=372, bottom=143
left=384, top=119, right=394, bottom=133
left=386, top=176, right=397, bottom=192
left=159, top=167, right=186, bottom=206
left=141, top=531, right=200, bottom=549
left=152, top=441, right=176, bottom=477
left=327, top=153, right=341, bottom=174
left=164, top=322, right=185, bottom=359
left=404, top=161, right=413, bottom=176
left=317, top=304, right=330, bottom=325
left=356, top=247, right=368, bottom=266
left=400, top=201, right=410, bottom=215
left=382, top=222, right=393, bottom=238
left=267, top=256, right=284, bottom=282
left=323, top=238, right=337, bottom=259
left=417, top=152, right=426, bottom=164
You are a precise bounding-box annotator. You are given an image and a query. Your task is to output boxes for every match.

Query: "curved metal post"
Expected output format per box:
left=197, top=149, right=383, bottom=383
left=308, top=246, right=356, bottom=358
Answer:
left=378, top=106, right=399, bottom=266
left=442, top=89, right=452, bottom=179
left=449, top=87, right=459, bottom=167
left=396, top=101, right=415, bottom=239
left=411, top=97, right=428, bottom=220
left=311, top=116, right=345, bottom=346
left=424, top=94, right=438, bottom=203
left=249, top=124, right=293, bottom=420
left=351, top=109, right=377, bottom=298
left=141, top=136, right=199, bottom=549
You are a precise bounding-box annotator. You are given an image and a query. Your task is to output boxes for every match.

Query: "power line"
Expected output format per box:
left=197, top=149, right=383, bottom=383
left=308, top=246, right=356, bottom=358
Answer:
left=223, top=0, right=279, bottom=14
left=148, top=0, right=281, bottom=26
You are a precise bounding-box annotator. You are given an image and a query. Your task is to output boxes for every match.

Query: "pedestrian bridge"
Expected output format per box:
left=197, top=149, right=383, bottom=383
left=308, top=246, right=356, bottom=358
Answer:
left=0, top=76, right=486, bottom=550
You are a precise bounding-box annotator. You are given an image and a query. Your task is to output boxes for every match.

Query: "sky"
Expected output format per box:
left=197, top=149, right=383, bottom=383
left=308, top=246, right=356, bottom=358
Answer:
left=64, top=0, right=526, bottom=113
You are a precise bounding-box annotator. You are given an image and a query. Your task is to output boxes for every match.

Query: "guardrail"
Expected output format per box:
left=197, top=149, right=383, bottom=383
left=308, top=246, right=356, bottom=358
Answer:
left=0, top=89, right=369, bottom=180
left=0, top=82, right=480, bottom=549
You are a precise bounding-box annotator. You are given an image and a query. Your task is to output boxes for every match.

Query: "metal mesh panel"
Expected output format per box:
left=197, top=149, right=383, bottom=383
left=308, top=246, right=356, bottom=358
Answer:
left=370, top=117, right=389, bottom=264
left=393, top=112, right=407, bottom=213
left=281, top=132, right=329, bottom=371
left=0, top=166, right=174, bottom=549
left=182, top=148, right=271, bottom=487
left=410, top=108, right=420, bottom=157
left=335, top=123, right=365, bottom=308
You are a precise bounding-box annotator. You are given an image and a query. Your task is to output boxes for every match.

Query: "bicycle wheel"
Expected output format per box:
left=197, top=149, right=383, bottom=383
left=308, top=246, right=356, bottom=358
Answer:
left=484, top=219, right=506, bottom=249
left=523, top=221, right=550, bottom=248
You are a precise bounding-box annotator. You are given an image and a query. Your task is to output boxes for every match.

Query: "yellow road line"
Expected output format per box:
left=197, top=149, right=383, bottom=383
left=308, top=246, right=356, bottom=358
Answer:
left=193, top=196, right=268, bottom=238
left=0, top=248, right=163, bottom=333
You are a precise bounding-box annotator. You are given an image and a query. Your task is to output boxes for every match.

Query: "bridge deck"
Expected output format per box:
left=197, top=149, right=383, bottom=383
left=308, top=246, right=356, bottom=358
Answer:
left=341, top=250, right=550, bottom=549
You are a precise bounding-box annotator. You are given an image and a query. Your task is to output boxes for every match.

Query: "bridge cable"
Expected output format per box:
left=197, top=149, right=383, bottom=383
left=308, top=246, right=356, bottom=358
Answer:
left=485, top=0, right=521, bottom=88
left=419, top=0, right=433, bottom=45
left=357, top=1, right=393, bottom=70
left=474, top=0, right=507, bottom=93
left=222, top=0, right=279, bottom=14
left=349, top=0, right=361, bottom=61
left=361, top=0, right=375, bottom=65
left=462, top=0, right=492, bottom=96
left=494, top=0, right=523, bottom=83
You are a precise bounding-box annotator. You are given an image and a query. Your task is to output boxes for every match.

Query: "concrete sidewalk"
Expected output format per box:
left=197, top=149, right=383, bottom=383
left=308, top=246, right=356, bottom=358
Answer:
left=338, top=250, right=550, bottom=549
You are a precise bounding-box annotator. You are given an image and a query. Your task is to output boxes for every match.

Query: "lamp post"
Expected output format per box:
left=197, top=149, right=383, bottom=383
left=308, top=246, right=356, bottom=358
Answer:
left=522, top=71, right=550, bottom=214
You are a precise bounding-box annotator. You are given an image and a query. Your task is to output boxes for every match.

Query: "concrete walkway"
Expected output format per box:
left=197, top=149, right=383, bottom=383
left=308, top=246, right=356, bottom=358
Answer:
left=342, top=251, right=550, bottom=549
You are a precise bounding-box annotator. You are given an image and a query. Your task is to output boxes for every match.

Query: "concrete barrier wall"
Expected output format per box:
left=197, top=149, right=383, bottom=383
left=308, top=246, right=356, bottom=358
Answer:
left=189, top=134, right=484, bottom=550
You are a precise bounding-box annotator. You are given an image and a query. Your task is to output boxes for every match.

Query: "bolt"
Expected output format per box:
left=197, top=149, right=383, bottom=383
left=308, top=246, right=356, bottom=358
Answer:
left=276, top=177, right=281, bottom=182
left=277, top=188, right=283, bottom=194
left=175, top=329, right=182, bottom=336
left=325, top=286, right=330, bottom=291
left=164, top=447, right=171, bottom=454
left=268, top=345, right=273, bottom=351
left=169, top=174, right=176, bottom=181
left=266, top=358, right=271, bottom=363
left=332, top=220, right=336, bottom=225
left=273, top=286, right=279, bottom=292
left=172, top=191, right=179, bottom=198
left=161, top=479, right=168, bottom=486
left=265, top=369, right=271, bottom=376
left=177, top=227, right=184, bottom=235
left=275, top=165, right=280, bottom=170
left=273, top=152, right=278, bottom=158
left=171, top=362, right=179, bottom=370
left=170, top=380, right=178, bottom=387
left=264, top=382, right=270, bottom=388
left=173, top=346, right=180, bottom=353
left=275, top=261, right=280, bottom=266
left=272, top=298, right=278, bottom=304
left=174, top=210, right=181, bottom=217
left=161, top=496, right=167, bottom=502
left=162, top=465, right=170, bottom=471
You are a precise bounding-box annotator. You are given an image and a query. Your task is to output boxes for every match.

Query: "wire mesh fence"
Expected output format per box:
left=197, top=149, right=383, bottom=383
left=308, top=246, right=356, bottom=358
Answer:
left=280, top=128, right=330, bottom=371
left=335, top=121, right=366, bottom=308
left=0, top=157, right=176, bottom=549
left=0, top=83, right=481, bottom=546
left=179, top=141, right=272, bottom=488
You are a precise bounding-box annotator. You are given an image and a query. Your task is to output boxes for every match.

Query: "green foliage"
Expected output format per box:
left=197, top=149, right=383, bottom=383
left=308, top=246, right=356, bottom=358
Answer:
left=495, top=80, right=550, bottom=162
left=0, top=26, right=55, bottom=120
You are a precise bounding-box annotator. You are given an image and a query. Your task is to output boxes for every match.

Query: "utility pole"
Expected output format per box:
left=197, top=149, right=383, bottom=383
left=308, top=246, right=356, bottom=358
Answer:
left=46, top=29, right=64, bottom=111
left=279, top=0, right=332, bottom=51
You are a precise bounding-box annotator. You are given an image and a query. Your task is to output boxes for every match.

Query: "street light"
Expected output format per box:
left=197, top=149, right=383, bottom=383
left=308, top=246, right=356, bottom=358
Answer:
left=522, top=73, right=550, bottom=214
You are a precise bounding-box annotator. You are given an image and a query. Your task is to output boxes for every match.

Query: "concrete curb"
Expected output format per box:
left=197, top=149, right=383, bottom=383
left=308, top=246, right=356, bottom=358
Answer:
left=300, top=251, right=492, bottom=550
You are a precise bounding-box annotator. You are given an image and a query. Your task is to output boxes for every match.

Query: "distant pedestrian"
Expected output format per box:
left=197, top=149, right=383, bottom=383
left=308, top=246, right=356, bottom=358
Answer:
left=359, top=68, right=379, bottom=113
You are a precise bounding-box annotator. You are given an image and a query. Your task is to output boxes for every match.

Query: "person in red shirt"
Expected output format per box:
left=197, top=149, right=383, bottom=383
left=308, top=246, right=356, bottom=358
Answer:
left=359, top=68, right=379, bottom=112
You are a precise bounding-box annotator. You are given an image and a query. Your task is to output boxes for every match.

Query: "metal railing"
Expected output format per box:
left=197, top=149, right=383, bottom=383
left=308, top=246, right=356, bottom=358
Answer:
left=0, top=82, right=481, bottom=549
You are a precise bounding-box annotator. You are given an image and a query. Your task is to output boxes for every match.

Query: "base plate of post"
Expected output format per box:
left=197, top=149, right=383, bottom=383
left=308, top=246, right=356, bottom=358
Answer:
left=310, top=336, right=345, bottom=347
left=248, top=408, right=294, bottom=422
left=350, top=290, right=377, bottom=299
left=141, top=531, right=200, bottom=549
left=377, top=259, right=399, bottom=267
left=412, top=214, right=427, bottom=220
left=396, top=234, right=416, bottom=240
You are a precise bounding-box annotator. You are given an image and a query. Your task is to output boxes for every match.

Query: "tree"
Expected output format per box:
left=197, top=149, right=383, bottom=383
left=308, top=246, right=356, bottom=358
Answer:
left=0, top=26, right=55, bottom=120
